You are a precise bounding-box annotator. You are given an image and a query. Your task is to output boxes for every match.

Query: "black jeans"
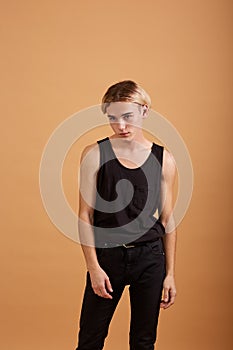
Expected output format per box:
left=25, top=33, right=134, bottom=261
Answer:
left=75, top=239, right=166, bottom=350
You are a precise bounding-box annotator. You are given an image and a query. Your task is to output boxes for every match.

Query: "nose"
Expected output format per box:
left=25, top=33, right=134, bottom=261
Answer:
left=118, top=119, right=126, bottom=130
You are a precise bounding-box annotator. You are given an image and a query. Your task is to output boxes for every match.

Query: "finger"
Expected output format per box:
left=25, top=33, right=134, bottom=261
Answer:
left=160, top=300, right=170, bottom=309
left=163, top=292, right=176, bottom=309
left=160, top=300, right=169, bottom=309
left=105, top=278, right=113, bottom=293
left=160, top=301, right=166, bottom=308
left=99, top=288, right=113, bottom=299
left=96, top=285, right=113, bottom=299
left=167, top=292, right=176, bottom=306
left=163, top=288, right=169, bottom=303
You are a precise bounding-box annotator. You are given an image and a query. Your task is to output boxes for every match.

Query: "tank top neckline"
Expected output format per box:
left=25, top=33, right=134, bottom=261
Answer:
left=106, top=136, right=154, bottom=171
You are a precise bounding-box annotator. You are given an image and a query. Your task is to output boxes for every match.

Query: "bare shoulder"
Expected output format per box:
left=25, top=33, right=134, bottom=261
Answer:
left=81, top=142, right=98, bottom=159
left=80, top=141, right=100, bottom=173
left=162, top=148, right=177, bottom=182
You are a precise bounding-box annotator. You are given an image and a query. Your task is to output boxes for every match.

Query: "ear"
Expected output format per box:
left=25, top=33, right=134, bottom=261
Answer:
left=142, top=105, right=149, bottom=119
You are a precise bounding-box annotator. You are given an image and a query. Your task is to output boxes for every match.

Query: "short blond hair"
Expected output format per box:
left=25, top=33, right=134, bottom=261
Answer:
left=101, top=80, right=151, bottom=114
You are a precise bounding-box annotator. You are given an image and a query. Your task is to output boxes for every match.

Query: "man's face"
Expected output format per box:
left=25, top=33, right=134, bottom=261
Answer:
left=106, top=102, right=146, bottom=139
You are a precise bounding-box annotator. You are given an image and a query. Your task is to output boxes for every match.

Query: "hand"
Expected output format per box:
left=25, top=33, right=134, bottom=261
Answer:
left=160, top=275, right=176, bottom=309
left=89, top=266, right=113, bottom=299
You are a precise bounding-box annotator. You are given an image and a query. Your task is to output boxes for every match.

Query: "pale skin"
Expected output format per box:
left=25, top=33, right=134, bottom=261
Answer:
left=77, top=101, right=177, bottom=308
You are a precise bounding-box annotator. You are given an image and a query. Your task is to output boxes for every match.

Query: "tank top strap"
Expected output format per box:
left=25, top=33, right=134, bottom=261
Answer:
left=151, top=142, right=164, bottom=167
left=97, top=137, right=115, bottom=167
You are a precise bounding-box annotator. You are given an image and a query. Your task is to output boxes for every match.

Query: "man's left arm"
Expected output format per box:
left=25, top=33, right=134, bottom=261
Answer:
left=160, top=149, right=177, bottom=309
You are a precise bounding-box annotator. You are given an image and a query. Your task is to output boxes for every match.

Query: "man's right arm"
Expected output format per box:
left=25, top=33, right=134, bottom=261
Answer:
left=77, top=144, right=113, bottom=299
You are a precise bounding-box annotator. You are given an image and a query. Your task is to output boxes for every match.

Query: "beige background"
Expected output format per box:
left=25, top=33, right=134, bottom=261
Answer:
left=1, top=0, right=233, bottom=349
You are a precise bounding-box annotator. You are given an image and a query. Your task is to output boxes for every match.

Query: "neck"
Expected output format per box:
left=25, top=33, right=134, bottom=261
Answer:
left=109, top=133, right=152, bottom=151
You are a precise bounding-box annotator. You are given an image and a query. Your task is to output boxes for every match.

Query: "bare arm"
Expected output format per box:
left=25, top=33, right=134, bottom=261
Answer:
left=77, top=144, right=113, bottom=299
left=159, top=149, right=177, bottom=309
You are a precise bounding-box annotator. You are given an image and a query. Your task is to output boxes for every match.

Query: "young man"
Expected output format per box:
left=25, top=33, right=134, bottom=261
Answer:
left=76, top=80, right=177, bottom=350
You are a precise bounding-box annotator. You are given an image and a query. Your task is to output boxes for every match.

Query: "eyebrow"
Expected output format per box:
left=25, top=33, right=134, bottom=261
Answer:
left=107, top=112, right=134, bottom=118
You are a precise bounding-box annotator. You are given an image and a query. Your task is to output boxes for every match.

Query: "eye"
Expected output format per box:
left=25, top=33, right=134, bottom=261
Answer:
left=124, top=114, right=133, bottom=119
left=108, top=116, right=116, bottom=122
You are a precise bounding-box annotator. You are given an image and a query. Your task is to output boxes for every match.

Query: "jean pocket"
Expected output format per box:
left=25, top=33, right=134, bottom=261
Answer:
left=148, top=241, right=165, bottom=255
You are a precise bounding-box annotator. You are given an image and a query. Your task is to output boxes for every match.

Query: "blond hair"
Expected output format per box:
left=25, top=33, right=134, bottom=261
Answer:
left=101, top=80, right=151, bottom=114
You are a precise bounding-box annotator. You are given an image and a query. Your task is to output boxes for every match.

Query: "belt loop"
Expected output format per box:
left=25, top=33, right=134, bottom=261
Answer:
left=122, top=243, right=136, bottom=248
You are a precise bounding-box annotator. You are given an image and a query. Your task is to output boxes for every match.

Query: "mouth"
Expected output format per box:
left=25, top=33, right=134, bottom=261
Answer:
left=119, top=132, right=130, bottom=136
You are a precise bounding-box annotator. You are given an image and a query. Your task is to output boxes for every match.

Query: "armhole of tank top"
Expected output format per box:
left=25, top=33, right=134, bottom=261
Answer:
left=152, top=143, right=164, bottom=169
left=96, top=140, right=102, bottom=169
left=160, top=145, right=164, bottom=169
left=157, top=145, right=164, bottom=219
left=97, top=137, right=109, bottom=168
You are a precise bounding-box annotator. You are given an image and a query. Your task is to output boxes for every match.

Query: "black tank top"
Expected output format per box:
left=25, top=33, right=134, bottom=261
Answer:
left=93, top=137, right=166, bottom=246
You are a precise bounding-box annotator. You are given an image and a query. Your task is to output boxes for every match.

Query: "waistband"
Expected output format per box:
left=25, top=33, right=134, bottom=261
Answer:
left=96, top=237, right=160, bottom=249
